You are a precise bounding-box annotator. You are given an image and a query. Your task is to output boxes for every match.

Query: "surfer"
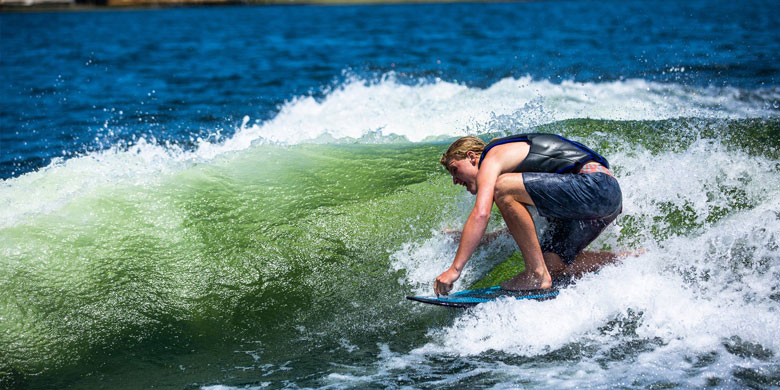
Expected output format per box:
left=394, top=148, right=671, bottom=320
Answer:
left=434, top=134, right=623, bottom=296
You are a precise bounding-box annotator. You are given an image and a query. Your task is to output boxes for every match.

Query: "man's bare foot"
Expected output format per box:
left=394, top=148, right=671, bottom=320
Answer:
left=500, top=269, right=552, bottom=291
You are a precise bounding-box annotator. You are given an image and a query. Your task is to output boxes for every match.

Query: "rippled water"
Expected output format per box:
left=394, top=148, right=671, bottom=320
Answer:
left=1, top=1, right=780, bottom=389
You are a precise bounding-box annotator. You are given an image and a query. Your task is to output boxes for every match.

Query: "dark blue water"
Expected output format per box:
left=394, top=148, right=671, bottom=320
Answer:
left=1, top=0, right=779, bottom=179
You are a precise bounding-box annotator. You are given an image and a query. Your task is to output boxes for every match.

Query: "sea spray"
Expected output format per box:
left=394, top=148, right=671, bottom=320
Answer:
left=383, top=129, right=780, bottom=389
left=226, top=76, right=779, bottom=147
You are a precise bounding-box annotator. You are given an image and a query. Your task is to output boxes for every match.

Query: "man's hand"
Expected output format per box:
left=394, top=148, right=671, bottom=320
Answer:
left=442, top=228, right=462, bottom=242
left=434, top=267, right=461, bottom=296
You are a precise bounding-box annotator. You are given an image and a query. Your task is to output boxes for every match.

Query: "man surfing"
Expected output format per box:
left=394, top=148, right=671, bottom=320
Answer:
left=434, top=134, right=623, bottom=296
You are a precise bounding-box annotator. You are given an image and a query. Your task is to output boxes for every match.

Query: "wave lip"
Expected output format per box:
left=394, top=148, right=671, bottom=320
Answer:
left=229, top=75, right=779, bottom=147
left=3, top=76, right=779, bottom=230
left=0, top=138, right=189, bottom=229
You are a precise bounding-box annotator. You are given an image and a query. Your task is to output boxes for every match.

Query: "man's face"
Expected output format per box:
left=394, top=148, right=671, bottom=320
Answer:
left=447, top=156, right=478, bottom=195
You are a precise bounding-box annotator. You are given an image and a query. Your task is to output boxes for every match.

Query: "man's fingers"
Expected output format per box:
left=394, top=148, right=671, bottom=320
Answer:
left=434, top=280, right=452, bottom=297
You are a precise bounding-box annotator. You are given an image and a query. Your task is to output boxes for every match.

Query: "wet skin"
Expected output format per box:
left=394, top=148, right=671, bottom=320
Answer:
left=434, top=143, right=624, bottom=296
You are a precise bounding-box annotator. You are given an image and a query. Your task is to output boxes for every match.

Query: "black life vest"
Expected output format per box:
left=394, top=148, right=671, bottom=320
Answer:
left=478, top=133, right=609, bottom=174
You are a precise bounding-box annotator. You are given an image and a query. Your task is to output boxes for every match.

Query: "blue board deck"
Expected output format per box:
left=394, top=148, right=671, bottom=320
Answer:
left=407, top=286, right=560, bottom=308
left=407, top=277, right=572, bottom=308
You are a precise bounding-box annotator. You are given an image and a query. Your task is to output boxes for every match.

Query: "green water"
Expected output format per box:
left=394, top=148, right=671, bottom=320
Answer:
left=1, top=142, right=456, bottom=386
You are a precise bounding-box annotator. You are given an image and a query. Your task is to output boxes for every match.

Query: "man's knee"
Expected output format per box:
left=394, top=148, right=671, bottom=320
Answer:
left=494, top=175, right=513, bottom=207
left=494, top=174, right=527, bottom=206
left=543, top=252, right=567, bottom=274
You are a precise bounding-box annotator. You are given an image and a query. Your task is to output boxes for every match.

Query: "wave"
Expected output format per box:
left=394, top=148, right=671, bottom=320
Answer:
left=2, top=75, right=780, bottom=387
left=3, top=76, right=778, bottom=229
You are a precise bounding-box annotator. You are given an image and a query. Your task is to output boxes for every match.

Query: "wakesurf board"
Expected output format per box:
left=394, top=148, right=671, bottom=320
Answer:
left=406, top=286, right=560, bottom=308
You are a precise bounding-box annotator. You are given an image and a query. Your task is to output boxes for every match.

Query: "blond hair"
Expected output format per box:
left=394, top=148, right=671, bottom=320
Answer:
left=440, top=136, right=487, bottom=167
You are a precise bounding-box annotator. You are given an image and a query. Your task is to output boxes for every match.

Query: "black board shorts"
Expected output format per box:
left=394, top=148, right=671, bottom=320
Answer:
left=523, top=172, right=622, bottom=265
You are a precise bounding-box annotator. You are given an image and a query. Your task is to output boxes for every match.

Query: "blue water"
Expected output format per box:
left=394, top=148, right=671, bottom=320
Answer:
left=2, top=0, right=779, bottom=179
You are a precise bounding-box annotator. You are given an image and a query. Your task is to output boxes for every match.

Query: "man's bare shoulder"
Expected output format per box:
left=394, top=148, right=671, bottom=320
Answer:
left=482, top=141, right=530, bottom=173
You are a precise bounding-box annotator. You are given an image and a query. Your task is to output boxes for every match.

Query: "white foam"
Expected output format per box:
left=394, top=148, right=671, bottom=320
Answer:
left=2, top=76, right=777, bottom=228
left=0, top=138, right=189, bottom=229
left=390, top=230, right=518, bottom=296
left=385, top=139, right=780, bottom=388
left=214, top=75, right=779, bottom=149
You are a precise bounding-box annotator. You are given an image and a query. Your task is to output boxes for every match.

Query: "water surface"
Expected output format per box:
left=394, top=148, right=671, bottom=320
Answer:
left=1, top=1, right=780, bottom=389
